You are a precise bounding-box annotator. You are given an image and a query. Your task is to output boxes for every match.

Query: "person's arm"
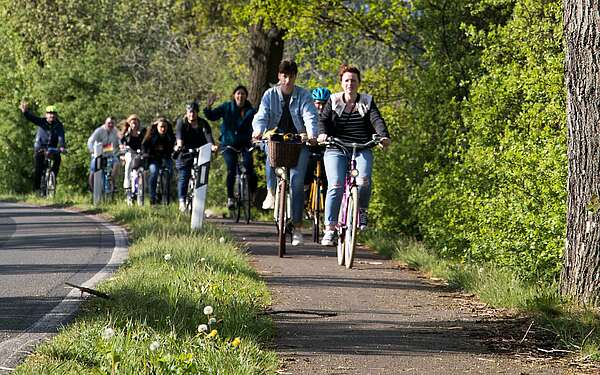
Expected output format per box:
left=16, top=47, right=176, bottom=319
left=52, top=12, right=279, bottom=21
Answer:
left=203, top=102, right=225, bottom=122
left=22, top=110, right=48, bottom=129
left=317, top=99, right=333, bottom=142
left=252, top=90, right=271, bottom=137
left=175, top=118, right=184, bottom=149
left=56, top=122, right=66, bottom=149
left=87, top=128, right=99, bottom=153
left=368, top=99, right=390, bottom=139
left=201, top=118, right=216, bottom=148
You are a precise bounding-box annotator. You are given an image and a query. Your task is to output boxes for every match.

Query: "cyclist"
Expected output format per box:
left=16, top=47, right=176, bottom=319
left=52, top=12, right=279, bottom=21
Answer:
left=317, top=64, right=391, bottom=246
left=204, top=85, right=258, bottom=209
left=142, top=117, right=175, bottom=205
left=87, top=117, right=120, bottom=192
left=305, top=87, right=331, bottom=187
left=174, top=101, right=216, bottom=212
left=19, top=102, right=66, bottom=192
left=120, top=114, right=146, bottom=199
left=312, top=87, right=331, bottom=114
left=252, top=59, right=319, bottom=246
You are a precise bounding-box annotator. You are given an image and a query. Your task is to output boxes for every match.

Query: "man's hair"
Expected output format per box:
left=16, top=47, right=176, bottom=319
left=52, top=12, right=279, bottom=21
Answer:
left=338, top=64, right=361, bottom=82
left=278, top=60, right=298, bottom=76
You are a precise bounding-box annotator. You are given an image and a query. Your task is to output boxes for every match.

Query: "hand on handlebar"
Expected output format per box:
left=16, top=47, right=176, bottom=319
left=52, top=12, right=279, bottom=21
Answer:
left=317, top=134, right=328, bottom=144
left=379, top=137, right=391, bottom=150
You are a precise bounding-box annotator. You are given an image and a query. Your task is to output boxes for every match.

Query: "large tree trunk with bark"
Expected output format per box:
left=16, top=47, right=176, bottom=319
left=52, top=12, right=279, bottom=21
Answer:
left=560, top=0, right=600, bottom=305
left=247, top=20, right=285, bottom=108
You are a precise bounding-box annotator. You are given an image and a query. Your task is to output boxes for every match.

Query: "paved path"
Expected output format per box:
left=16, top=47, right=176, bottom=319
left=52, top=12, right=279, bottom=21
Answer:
left=220, top=219, right=583, bottom=375
left=0, top=202, right=127, bottom=371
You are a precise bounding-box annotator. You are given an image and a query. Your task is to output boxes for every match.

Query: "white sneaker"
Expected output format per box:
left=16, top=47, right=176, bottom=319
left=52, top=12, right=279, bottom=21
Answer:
left=179, top=199, right=186, bottom=212
left=321, top=230, right=336, bottom=246
left=291, top=232, right=303, bottom=246
left=262, top=191, right=275, bottom=210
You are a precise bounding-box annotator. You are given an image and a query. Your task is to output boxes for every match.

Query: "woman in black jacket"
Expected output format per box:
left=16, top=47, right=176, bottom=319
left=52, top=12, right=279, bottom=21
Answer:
left=142, top=117, right=175, bottom=204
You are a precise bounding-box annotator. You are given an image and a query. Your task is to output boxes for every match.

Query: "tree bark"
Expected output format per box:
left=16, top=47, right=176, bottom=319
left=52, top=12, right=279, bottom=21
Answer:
left=560, top=0, right=600, bottom=305
left=247, top=20, right=285, bottom=108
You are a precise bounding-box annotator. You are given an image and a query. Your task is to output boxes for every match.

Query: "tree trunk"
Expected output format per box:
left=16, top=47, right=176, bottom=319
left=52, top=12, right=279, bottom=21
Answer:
left=247, top=20, right=285, bottom=108
left=560, top=0, right=600, bottom=305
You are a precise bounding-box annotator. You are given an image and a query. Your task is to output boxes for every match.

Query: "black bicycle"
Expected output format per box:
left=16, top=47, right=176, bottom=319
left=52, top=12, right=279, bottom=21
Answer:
left=39, top=147, right=64, bottom=198
left=154, top=158, right=172, bottom=205
left=222, top=145, right=256, bottom=224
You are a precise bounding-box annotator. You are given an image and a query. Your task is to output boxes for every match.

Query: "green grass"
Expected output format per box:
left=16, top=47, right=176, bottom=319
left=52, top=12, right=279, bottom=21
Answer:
left=364, top=229, right=600, bottom=361
left=3, top=193, right=278, bottom=374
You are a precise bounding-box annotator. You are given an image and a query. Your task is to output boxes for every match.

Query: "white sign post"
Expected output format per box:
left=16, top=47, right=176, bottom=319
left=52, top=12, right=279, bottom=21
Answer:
left=92, top=142, right=103, bottom=206
left=191, top=143, right=212, bottom=230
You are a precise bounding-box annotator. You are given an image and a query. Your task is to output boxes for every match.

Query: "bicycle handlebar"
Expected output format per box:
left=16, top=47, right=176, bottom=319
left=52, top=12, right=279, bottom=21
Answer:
left=320, top=135, right=382, bottom=150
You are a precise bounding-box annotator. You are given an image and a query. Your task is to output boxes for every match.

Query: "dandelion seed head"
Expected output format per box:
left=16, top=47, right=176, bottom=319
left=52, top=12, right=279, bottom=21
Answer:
left=208, top=317, right=216, bottom=325
left=219, top=237, right=225, bottom=244
left=149, top=341, right=160, bottom=351
left=198, top=324, right=208, bottom=333
left=164, top=253, right=172, bottom=261
left=102, top=327, right=115, bottom=340
left=203, top=305, right=213, bottom=315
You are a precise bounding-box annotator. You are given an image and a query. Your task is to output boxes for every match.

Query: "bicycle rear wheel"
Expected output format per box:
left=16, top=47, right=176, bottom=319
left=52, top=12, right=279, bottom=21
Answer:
left=160, top=171, right=170, bottom=205
left=311, top=180, right=323, bottom=243
left=277, top=179, right=287, bottom=257
left=344, top=186, right=359, bottom=269
left=241, top=177, right=251, bottom=224
left=46, top=170, right=56, bottom=198
left=137, top=172, right=145, bottom=206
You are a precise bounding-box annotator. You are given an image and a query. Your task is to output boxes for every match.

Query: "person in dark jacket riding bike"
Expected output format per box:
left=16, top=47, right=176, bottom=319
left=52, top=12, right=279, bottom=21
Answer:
left=19, top=101, right=66, bottom=192
left=204, top=85, right=258, bottom=209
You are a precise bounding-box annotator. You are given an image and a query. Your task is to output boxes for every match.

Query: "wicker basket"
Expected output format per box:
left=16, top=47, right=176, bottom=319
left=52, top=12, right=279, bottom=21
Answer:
left=268, top=139, right=303, bottom=168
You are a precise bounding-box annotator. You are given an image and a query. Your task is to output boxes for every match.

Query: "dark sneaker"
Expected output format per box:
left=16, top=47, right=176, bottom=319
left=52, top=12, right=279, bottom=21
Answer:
left=359, top=209, right=368, bottom=230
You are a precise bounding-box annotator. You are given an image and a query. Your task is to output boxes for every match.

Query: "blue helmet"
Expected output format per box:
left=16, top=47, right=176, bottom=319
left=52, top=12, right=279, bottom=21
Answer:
left=311, top=87, right=331, bottom=102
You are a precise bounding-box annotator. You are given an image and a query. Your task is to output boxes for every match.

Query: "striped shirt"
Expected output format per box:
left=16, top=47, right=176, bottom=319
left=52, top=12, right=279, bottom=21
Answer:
left=335, top=110, right=372, bottom=144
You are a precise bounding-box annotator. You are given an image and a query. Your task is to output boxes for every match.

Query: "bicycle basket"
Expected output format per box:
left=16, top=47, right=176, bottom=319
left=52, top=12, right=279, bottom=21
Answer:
left=268, top=137, right=303, bottom=168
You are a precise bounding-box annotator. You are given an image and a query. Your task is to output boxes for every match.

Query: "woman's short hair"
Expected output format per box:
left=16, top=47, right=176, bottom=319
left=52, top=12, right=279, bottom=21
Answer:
left=278, top=60, right=298, bottom=76
left=338, top=64, right=361, bottom=82
left=126, top=114, right=140, bottom=124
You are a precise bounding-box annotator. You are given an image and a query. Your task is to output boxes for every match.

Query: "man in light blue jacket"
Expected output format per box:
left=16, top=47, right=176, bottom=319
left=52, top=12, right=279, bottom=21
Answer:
left=252, top=59, right=318, bottom=246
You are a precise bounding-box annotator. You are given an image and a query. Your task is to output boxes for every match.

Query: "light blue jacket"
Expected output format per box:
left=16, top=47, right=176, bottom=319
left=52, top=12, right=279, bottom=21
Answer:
left=252, top=85, right=318, bottom=138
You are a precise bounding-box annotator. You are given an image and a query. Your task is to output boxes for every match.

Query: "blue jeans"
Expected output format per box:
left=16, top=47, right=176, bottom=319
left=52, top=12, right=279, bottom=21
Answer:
left=176, top=160, right=191, bottom=200
left=287, top=147, right=310, bottom=224
left=260, top=142, right=276, bottom=191
left=222, top=147, right=257, bottom=198
left=149, top=159, right=173, bottom=201
left=323, top=148, right=373, bottom=225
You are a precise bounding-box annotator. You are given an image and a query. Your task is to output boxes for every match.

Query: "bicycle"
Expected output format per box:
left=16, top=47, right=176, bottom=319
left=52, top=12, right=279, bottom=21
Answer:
left=177, top=146, right=210, bottom=214
left=39, top=147, right=65, bottom=198
left=267, top=134, right=304, bottom=257
left=154, top=158, right=172, bottom=205
left=222, top=145, right=256, bottom=224
left=322, top=136, right=381, bottom=269
left=124, top=147, right=145, bottom=206
left=92, top=142, right=116, bottom=205
left=305, top=147, right=326, bottom=243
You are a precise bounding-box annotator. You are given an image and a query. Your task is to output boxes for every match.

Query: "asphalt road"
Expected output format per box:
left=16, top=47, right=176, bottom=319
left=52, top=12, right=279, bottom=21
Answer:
left=0, top=202, right=127, bottom=370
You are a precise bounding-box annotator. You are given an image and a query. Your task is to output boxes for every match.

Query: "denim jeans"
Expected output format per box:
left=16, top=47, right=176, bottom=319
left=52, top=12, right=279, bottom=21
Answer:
left=222, top=147, right=257, bottom=198
left=149, top=159, right=173, bottom=201
left=176, top=160, right=191, bottom=200
left=260, top=142, right=276, bottom=191
left=288, top=146, right=310, bottom=224
left=323, top=148, right=373, bottom=225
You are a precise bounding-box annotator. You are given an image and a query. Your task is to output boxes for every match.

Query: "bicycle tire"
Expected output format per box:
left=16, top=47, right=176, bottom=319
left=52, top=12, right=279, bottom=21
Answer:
left=46, top=170, right=56, bottom=198
left=39, top=169, right=47, bottom=197
left=277, top=179, right=287, bottom=257
left=344, top=186, right=359, bottom=269
left=186, top=177, right=195, bottom=213
left=312, top=180, right=323, bottom=243
left=137, top=172, right=145, bottom=206
left=234, top=175, right=241, bottom=223
left=242, top=177, right=251, bottom=224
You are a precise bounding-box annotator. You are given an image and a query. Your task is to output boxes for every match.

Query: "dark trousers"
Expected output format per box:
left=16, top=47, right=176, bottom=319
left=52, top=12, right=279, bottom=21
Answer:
left=222, top=148, right=257, bottom=199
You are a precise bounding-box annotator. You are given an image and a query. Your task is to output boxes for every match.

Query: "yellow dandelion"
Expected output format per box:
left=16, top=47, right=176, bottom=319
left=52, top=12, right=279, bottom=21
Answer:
left=208, top=329, right=218, bottom=338
left=231, top=337, right=241, bottom=348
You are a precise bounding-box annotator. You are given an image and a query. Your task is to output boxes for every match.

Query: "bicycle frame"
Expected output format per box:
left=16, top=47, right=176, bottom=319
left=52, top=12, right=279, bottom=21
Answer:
left=40, top=147, right=61, bottom=197
left=222, top=145, right=254, bottom=223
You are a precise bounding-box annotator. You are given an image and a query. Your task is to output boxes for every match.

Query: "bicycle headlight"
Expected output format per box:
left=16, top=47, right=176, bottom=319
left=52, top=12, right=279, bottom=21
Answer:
left=350, top=168, right=359, bottom=177
left=275, top=167, right=285, bottom=177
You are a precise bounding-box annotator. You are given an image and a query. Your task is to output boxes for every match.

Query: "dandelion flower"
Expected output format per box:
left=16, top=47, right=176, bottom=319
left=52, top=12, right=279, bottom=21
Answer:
left=208, top=329, right=218, bottom=338
left=231, top=337, right=241, bottom=348
left=219, top=237, right=225, bottom=244
left=198, top=324, right=208, bottom=333
left=203, top=305, right=213, bottom=315
left=208, top=317, right=216, bottom=325
left=164, top=253, right=172, bottom=261
left=149, top=341, right=160, bottom=352
left=200, top=257, right=206, bottom=262
left=102, top=327, right=115, bottom=340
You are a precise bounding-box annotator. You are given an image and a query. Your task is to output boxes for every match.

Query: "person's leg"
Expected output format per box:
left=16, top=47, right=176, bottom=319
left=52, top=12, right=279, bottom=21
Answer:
left=148, top=162, right=158, bottom=202
left=323, top=148, right=347, bottom=230
left=222, top=148, right=237, bottom=199
left=123, top=152, right=132, bottom=189
left=177, top=162, right=191, bottom=200
left=355, top=149, right=374, bottom=209
left=289, top=147, right=310, bottom=225
left=33, top=151, right=44, bottom=191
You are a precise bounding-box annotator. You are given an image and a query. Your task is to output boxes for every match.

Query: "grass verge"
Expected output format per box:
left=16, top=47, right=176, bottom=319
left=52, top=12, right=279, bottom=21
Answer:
left=364, top=230, right=600, bottom=361
left=4, top=193, right=278, bottom=374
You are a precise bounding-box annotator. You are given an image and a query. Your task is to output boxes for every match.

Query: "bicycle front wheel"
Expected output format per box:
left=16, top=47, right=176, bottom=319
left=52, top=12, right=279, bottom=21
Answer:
left=46, top=170, right=56, bottom=198
left=186, top=177, right=195, bottom=213
left=277, top=179, right=287, bottom=257
left=160, top=171, right=170, bottom=205
left=241, top=177, right=251, bottom=224
left=344, top=186, right=359, bottom=269
left=137, top=173, right=145, bottom=206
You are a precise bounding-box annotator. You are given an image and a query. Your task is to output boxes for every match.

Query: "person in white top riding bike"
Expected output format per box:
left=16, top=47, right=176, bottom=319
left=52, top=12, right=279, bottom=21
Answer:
left=87, top=117, right=120, bottom=192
